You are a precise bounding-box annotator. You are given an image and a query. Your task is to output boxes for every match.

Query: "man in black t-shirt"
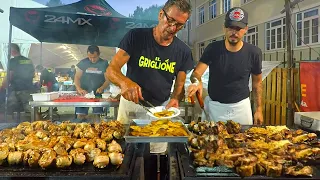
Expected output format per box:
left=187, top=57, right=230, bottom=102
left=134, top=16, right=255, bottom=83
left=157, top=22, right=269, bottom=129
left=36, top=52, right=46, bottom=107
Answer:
left=74, top=45, right=110, bottom=121
left=188, top=7, right=263, bottom=125
left=67, top=65, right=76, bottom=81
left=106, top=0, right=194, bottom=123
left=1, top=43, right=35, bottom=115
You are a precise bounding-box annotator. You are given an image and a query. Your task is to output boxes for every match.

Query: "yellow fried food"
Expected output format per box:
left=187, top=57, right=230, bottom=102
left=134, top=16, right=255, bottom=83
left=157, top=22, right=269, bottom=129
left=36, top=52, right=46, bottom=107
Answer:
left=153, top=110, right=175, bottom=118
left=130, top=120, right=188, bottom=137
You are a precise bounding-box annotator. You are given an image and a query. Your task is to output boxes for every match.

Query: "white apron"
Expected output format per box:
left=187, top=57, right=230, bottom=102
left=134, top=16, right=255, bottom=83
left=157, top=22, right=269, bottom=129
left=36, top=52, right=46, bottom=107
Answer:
left=202, top=96, right=253, bottom=125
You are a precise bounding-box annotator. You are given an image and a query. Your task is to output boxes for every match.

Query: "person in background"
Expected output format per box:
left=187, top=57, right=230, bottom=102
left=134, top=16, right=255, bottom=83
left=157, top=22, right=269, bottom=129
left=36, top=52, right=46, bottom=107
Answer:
left=187, top=7, right=263, bottom=125
left=74, top=45, right=110, bottom=121
left=35, top=65, right=58, bottom=92
left=106, top=0, right=194, bottom=124
left=67, top=65, right=76, bottom=81
left=1, top=43, right=36, bottom=117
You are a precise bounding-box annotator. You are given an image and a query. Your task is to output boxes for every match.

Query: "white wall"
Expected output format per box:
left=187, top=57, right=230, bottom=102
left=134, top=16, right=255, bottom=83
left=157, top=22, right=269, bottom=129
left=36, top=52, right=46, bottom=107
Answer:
left=0, top=0, right=45, bottom=69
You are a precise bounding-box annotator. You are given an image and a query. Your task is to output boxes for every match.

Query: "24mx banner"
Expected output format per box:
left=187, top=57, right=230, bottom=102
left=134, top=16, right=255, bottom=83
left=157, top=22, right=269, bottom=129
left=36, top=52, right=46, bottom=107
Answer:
left=300, top=62, right=320, bottom=111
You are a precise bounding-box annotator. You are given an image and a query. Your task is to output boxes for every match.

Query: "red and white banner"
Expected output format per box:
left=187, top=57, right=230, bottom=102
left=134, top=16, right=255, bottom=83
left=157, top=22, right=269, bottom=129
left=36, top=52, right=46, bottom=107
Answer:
left=300, top=62, right=320, bottom=111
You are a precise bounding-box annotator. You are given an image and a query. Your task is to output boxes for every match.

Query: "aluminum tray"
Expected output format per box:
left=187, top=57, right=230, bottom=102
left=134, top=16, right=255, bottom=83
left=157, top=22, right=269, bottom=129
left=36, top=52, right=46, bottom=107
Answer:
left=124, top=119, right=191, bottom=143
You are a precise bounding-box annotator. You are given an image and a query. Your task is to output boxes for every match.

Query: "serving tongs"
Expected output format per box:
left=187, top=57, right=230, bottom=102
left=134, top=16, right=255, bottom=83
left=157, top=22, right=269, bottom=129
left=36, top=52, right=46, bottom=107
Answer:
left=138, top=101, right=154, bottom=115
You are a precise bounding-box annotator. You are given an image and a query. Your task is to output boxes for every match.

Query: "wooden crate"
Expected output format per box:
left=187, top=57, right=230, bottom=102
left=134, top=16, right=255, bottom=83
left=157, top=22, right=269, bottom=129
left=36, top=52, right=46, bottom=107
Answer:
left=261, top=68, right=299, bottom=125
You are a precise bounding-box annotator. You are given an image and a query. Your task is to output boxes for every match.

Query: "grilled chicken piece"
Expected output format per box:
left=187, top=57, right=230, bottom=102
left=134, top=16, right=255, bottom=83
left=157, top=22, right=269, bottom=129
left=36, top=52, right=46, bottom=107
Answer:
left=39, top=148, right=56, bottom=169
left=84, top=140, right=96, bottom=152
left=108, top=152, right=124, bottom=166
left=57, top=136, right=74, bottom=151
left=8, top=151, right=23, bottom=165
left=0, top=143, right=9, bottom=162
left=93, top=152, right=109, bottom=168
left=101, top=130, right=114, bottom=142
left=56, top=155, right=72, bottom=168
left=107, top=140, right=122, bottom=153
left=96, top=139, right=106, bottom=151
left=295, top=149, right=314, bottom=159
left=80, top=127, right=98, bottom=139
left=54, top=143, right=68, bottom=156
left=69, top=148, right=86, bottom=165
left=73, top=138, right=87, bottom=149
left=86, top=148, right=101, bottom=162
left=285, top=165, right=313, bottom=177
left=23, top=149, right=41, bottom=167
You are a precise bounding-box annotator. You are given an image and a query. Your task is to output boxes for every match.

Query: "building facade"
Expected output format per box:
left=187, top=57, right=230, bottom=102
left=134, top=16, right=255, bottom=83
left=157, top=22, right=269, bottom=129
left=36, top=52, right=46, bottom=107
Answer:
left=178, top=0, right=320, bottom=65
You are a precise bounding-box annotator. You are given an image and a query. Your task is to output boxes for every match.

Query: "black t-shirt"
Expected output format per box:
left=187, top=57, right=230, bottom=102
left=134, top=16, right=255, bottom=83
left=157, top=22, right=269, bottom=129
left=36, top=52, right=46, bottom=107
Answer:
left=118, top=28, right=194, bottom=106
left=9, top=56, right=35, bottom=91
left=40, top=68, right=57, bottom=84
left=67, top=69, right=76, bottom=80
left=200, top=40, right=262, bottom=103
left=77, top=58, right=109, bottom=94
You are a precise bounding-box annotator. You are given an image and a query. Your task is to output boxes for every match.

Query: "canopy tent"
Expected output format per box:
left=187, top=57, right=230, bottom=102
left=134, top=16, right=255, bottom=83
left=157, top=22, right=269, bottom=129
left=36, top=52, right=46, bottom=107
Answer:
left=4, top=0, right=158, bottom=121
left=9, top=0, right=158, bottom=47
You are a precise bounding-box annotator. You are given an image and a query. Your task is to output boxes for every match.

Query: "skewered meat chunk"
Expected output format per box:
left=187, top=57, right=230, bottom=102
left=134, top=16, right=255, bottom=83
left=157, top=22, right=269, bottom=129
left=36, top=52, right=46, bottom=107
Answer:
left=39, top=148, right=56, bottom=169
left=226, top=120, right=241, bottom=134
left=266, top=163, right=282, bottom=177
left=236, top=164, right=256, bottom=177
left=8, top=151, right=23, bottom=165
left=56, top=155, right=72, bottom=168
left=285, top=165, right=313, bottom=177
left=93, top=152, right=109, bottom=168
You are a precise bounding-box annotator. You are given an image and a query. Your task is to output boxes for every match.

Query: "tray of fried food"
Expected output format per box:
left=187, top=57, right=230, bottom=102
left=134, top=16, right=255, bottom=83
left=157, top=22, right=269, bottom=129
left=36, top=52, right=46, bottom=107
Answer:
left=124, top=119, right=190, bottom=143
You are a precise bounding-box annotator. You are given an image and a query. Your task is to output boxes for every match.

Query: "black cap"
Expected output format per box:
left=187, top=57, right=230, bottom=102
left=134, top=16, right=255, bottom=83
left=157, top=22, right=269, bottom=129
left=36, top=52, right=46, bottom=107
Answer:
left=225, top=7, right=248, bottom=29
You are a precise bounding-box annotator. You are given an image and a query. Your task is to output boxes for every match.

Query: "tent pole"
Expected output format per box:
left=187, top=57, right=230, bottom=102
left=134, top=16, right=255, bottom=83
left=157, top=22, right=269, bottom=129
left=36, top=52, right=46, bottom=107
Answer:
left=40, top=42, right=43, bottom=65
left=4, top=24, right=13, bottom=123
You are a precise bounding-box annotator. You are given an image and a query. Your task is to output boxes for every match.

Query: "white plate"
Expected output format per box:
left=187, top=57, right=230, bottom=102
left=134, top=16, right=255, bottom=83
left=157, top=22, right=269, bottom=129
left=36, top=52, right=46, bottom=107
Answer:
left=146, top=106, right=180, bottom=119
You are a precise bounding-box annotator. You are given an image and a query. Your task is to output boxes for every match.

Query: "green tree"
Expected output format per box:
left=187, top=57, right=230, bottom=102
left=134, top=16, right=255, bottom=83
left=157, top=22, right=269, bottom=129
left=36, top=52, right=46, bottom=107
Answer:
left=129, top=4, right=163, bottom=21
left=46, top=0, right=63, bottom=7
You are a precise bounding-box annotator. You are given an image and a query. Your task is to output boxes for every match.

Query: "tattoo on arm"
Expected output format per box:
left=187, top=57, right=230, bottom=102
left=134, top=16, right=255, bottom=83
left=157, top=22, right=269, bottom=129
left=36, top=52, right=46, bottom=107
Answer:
left=253, top=78, right=262, bottom=111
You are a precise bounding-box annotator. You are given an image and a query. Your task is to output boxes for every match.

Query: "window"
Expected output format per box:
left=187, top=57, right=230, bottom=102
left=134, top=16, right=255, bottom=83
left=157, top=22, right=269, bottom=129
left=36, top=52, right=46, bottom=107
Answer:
left=242, top=0, right=252, bottom=4
left=209, top=0, right=217, bottom=19
left=222, top=0, right=231, bottom=13
left=244, top=26, right=258, bottom=46
left=266, top=18, right=286, bottom=50
left=199, top=42, right=205, bottom=57
left=198, top=6, right=205, bottom=25
left=296, top=8, right=319, bottom=46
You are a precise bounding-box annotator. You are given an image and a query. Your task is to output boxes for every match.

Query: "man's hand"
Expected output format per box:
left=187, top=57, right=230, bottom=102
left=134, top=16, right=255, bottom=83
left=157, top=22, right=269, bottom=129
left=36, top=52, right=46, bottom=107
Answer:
left=187, top=82, right=203, bottom=98
left=253, top=110, right=263, bottom=125
left=96, top=87, right=104, bottom=94
left=120, top=79, right=144, bottom=103
left=166, top=98, right=179, bottom=109
left=77, top=88, right=88, bottom=96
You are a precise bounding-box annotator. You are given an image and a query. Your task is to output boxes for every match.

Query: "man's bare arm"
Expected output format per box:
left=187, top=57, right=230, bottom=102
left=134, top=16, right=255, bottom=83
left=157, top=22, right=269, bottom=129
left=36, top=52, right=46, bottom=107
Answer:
left=252, top=74, right=262, bottom=112
left=106, top=49, right=131, bottom=88
left=188, top=62, right=208, bottom=97
left=171, top=71, right=186, bottom=100
left=74, top=68, right=83, bottom=91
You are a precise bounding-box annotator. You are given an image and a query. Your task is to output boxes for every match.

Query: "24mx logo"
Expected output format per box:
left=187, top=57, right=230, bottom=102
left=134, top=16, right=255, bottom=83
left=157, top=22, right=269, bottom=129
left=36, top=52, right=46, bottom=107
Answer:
left=125, top=22, right=157, bottom=29
left=44, top=15, right=93, bottom=26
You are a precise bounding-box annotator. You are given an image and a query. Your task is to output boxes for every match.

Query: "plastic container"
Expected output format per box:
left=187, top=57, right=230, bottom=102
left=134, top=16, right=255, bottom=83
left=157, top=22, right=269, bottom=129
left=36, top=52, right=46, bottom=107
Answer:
left=31, top=92, right=59, bottom=101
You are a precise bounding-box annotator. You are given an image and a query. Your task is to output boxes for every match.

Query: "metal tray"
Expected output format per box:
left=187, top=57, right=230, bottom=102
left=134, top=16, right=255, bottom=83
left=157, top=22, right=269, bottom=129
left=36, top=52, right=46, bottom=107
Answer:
left=124, top=119, right=191, bottom=143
